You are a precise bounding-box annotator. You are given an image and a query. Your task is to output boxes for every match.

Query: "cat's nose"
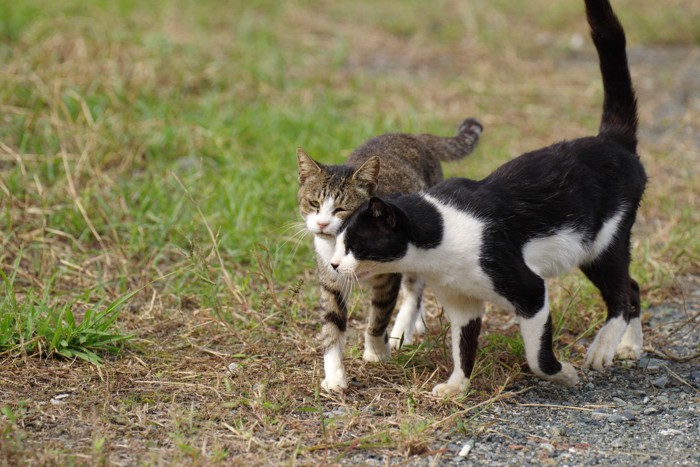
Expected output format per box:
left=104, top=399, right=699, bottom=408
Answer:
left=330, top=262, right=339, bottom=271
left=317, top=221, right=329, bottom=229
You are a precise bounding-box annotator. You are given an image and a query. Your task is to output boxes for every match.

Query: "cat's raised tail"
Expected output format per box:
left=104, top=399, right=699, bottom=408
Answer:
left=586, top=0, right=638, bottom=152
left=416, top=117, right=483, bottom=162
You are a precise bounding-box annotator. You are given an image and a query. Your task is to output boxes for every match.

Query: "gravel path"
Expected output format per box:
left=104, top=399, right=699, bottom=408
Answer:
left=426, top=280, right=700, bottom=466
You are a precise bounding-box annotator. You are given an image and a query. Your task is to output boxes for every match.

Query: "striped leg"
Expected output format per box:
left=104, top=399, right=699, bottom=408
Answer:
left=319, top=274, right=349, bottom=392
left=364, top=273, right=402, bottom=362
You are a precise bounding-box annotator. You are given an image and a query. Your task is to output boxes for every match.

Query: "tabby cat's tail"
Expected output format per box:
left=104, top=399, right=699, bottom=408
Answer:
left=418, top=118, right=483, bottom=162
left=586, top=0, right=638, bottom=152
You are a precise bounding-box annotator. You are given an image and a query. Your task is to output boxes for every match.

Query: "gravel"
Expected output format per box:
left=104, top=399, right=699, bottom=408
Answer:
left=419, top=282, right=700, bottom=466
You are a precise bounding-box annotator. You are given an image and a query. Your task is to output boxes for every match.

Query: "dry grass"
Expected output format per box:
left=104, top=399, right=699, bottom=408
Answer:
left=1, top=0, right=699, bottom=464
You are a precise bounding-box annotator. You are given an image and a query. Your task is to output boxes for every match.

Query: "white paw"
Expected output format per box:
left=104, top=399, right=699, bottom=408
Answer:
left=584, top=317, right=627, bottom=371
left=363, top=346, right=389, bottom=362
left=321, top=370, right=348, bottom=392
left=615, top=317, right=642, bottom=361
left=543, top=362, right=579, bottom=387
left=364, top=334, right=390, bottom=362
left=615, top=342, right=641, bottom=361
left=431, top=381, right=468, bottom=398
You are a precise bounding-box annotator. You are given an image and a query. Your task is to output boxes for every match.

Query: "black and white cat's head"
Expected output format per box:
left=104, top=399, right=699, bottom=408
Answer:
left=330, top=197, right=417, bottom=279
left=331, top=194, right=443, bottom=279
left=296, top=148, right=381, bottom=238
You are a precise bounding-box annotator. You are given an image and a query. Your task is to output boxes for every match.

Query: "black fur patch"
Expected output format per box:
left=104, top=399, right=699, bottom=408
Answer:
left=459, top=318, right=482, bottom=378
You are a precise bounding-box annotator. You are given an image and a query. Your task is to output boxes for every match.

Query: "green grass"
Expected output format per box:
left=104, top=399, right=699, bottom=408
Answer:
left=1, top=0, right=699, bottom=464
left=0, top=266, right=134, bottom=365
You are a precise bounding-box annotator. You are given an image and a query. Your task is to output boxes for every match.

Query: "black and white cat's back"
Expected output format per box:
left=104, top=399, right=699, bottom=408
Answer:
left=332, top=0, right=646, bottom=396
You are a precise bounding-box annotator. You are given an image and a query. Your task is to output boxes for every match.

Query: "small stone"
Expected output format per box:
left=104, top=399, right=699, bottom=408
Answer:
left=586, top=383, right=595, bottom=390
left=227, top=362, right=240, bottom=374
left=50, top=394, right=71, bottom=405
left=612, top=438, right=624, bottom=448
left=660, top=429, right=683, bottom=436
left=643, top=407, right=658, bottom=415
left=540, top=443, right=555, bottom=453
left=655, top=395, right=669, bottom=403
left=689, top=371, right=700, bottom=383
left=607, top=414, right=626, bottom=423
left=591, top=411, right=610, bottom=420
left=613, top=397, right=627, bottom=406
left=458, top=442, right=473, bottom=457
left=550, top=426, right=565, bottom=437
left=651, top=376, right=669, bottom=388
left=620, top=411, right=638, bottom=421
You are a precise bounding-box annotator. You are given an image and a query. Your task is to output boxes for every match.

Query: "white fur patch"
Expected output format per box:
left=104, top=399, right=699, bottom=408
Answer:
left=524, top=229, right=587, bottom=278
left=587, top=210, right=625, bottom=260
left=585, top=315, right=627, bottom=370
left=306, top=197, right=344, bottom=236
left=523, top=210, right=626, bottom=278
left=321, top=334, right=348, bottom=392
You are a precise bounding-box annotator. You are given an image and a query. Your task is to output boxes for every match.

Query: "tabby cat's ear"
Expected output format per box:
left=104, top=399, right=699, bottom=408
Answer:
left=296, top=148, right=321, bottom=184
left=368, top=196, right=396, bottom=228
left=352, top=156, right=380, bottom=194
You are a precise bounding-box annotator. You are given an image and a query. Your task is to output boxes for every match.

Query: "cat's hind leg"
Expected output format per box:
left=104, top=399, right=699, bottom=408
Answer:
left=364, top=273, right=402, bottom=362
left=513, top=277, right=578, bottom=386
left=615, top=278, right=643, bottom=360
left=431, top=293, right=483, bottom=397
left=390, top=273, right=426, bottom=350
left=581, top=233, right=641, bottom=370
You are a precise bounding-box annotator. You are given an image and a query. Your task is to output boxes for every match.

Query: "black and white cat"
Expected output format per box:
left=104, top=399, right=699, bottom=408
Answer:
left=330, top=0, right=647, bottom=397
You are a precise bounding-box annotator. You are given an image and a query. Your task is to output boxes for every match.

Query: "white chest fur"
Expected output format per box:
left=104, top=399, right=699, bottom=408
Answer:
left=314, top=235, right=337, bottom=273
left=403, top=196, right=504, bottom=306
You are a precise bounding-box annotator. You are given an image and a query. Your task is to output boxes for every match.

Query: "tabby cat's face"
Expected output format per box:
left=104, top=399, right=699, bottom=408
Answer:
left=296, top=149, right=380, bottom=238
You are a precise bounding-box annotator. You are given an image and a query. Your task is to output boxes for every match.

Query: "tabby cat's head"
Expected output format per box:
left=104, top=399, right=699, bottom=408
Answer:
left=296, top=148, right=380, bottom=238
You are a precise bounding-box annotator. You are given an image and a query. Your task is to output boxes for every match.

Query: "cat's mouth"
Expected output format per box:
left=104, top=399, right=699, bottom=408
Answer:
left=315, top=231, right=335, bottom=239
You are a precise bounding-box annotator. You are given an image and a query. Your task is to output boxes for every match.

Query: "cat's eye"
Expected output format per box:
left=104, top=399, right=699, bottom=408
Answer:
left=333, top=208, right=346, bottom=214
left=309, top=200, right=320, bottom=209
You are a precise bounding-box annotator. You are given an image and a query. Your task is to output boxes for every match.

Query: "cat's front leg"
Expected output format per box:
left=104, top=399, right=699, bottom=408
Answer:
left=431, top=296, right=483, bottom=398
left=318, top=275, right=349, bottom=391
left=364, top=273, right=401, bottom=362
left=390, top=273, right=426, bottom=350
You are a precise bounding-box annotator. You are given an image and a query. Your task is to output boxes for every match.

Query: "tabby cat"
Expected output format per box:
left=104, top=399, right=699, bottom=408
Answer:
left=297, top=118, right=483, bottom=391
left=331, top=0, right=646, bottom=396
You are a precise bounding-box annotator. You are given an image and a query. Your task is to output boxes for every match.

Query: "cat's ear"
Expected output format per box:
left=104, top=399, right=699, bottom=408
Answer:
left=296, top=148, right=321, bottom=184
left=368, top=196, right=396, bottom=228
left=352, top=156, right=380, bottom=194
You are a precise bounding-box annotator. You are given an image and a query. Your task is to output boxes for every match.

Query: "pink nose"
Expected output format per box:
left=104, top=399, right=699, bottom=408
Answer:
left=317, top=221, right=329, bottom=229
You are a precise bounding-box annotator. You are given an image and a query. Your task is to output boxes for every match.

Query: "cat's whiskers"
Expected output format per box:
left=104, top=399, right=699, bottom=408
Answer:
left=276, top=222, right=311, bottom=258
